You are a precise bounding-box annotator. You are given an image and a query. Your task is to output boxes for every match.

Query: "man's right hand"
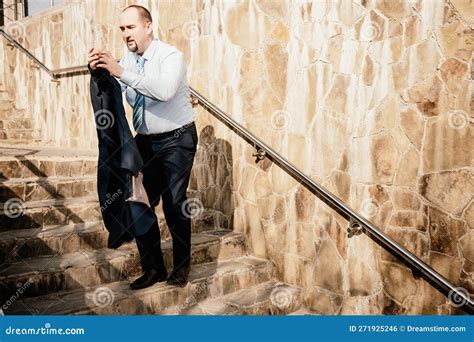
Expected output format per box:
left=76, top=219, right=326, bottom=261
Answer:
left=87, top=48, right=101, bottom=70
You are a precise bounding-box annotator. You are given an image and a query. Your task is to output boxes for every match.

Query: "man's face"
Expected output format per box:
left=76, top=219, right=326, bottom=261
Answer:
left=119, top=8, right=151, bottom=54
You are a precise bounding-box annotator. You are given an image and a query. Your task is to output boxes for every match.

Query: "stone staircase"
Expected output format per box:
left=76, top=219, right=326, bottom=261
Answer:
left=0, top=93, right=305, bottom=315
left=0, top=89, right=41, bottom=144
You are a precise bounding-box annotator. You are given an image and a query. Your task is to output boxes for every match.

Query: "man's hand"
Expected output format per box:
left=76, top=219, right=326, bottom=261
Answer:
left=87, top=47, right=101, bottom=70
left=96, top=51, right=124, bottom=78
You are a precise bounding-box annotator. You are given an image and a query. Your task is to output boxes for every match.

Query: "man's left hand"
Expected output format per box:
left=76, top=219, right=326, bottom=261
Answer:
left=97, top=51, right=123, bottom=78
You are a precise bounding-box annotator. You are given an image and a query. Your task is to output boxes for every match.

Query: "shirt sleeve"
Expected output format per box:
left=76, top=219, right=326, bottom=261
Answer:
left=113, top=57, right=127, bottom=93
left=119, top=50, right=184, bottom=102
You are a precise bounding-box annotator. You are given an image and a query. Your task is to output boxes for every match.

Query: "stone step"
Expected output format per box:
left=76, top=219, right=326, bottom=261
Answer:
left=0, top=146, right=97, bottom=180
left=0, top=128, right=41, bottom=140
left=0, top=138, right=43, bottom=145
left=0, top=176, right=97, bottom=202
left=164, top=280, right=303, bottom=315
left=2, top=255, right=272, bottom=314
left=0, top=100, right=12, bottom=111
left=0, top=196, right=102, bottom=232
left=0, top=117, right=34, bottom=130
left=0, top=192, right=226, bottom=234
left=0, top=218, right=244, bottom=264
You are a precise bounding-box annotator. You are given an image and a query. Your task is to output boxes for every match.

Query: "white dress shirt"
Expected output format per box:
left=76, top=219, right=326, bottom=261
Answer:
left=118, top=39, right=195, bottom=134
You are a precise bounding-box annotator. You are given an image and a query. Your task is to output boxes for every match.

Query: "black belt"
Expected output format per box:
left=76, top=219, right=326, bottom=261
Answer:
left=140, top=122, right=195, bottom=139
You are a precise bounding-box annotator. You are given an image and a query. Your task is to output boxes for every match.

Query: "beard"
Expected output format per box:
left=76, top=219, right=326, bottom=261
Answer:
left=127, top=40, right=138, bottom=52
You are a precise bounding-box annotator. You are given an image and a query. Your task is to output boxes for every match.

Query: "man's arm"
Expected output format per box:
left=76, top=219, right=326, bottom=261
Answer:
left=119, top=50, right=184, bottom=102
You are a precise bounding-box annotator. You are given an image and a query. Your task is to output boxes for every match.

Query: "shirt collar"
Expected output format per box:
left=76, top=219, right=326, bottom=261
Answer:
left=137, top=39, right=159, bottom=62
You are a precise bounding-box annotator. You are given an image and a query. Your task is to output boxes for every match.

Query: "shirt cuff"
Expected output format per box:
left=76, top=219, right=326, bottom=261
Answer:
left=120, top=69, right=139, bottom=86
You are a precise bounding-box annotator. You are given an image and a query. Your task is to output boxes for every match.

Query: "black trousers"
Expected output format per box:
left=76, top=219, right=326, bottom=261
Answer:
left=134, top=122, right=198, bottom=272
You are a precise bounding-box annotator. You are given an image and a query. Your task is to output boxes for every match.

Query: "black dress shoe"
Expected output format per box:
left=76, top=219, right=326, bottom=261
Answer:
left=130, top=268, right=167, bottom=290
left=166, top=266, right=190, bottom=287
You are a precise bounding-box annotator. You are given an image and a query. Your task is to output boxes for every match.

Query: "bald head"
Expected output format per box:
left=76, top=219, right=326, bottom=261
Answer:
left=122, top=5, right=152, bottom=24
left=119, top=5, right=154, bottom=54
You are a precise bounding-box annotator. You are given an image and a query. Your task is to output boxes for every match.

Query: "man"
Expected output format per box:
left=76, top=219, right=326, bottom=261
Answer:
left=87, top=4, right=197, bottom=289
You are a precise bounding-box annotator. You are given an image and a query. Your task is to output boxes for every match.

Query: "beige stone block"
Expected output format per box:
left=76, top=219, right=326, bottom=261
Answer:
left=238, top=51, right=263, bottom=95
left=347, top=235, right=382, bottom=296
left=459, top=230, right=474, bottom=263
left=389, top=211, right=428, bottom=231
left=305, top=287, right=343, bottom=315
left=464, top=201, right=474, bottom=228
left=245, top=202, right=267, bottom=259
left=381, top=261, right=418, bottom=304
left=326, top=74, right=351, bottom=114
left=391, top=188, right=421, bottom=211
left=420, top=170, right=473, bottom=216
left=340, top=293, right=384, bottom=315
left=376, top=0, right=413, bottom=19
left=264, top=43, right=288, bottom=101
left=394, top=147, right=419, bottom=187
left=428, top=206, right=467, bottom=257
left=368, top=36, right=403, bottom=65
left=311, top=113, right=347, bottom=180
left=273, top=195, right=287, bottom=224
left=429, top=251, right=463, bottom=284
left=255, top=0, right=288, bottom=19
left=440, top=58, right=469, bottom=95
left=269, top=21, right=289, bottom=45
left=400, top=107, right=424, bottom=149
left=330, top=170, right=350, bottom=202
left=421, top=115, right=473, bottom=173
left=361, top=54, right=376, bottom=86
left=384, top=227, right=429, bottom=261
left=225, top=1, right=272, bottom=50
left=437, top=19, right=473, bottom=62
left=271, top=164, right=297, bottom=194
left=294, top=186, right=315, bottom=223
left=371, top=133, right=400, bottom=184
left=313, top=238, right=344, bottom=295
left=404, top=15, right=427, bottom=46
left=254, top=170, right=272, bottom=199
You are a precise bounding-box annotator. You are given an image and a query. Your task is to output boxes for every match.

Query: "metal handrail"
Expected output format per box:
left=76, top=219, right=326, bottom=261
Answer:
left=1, top=25, right=472, bottom=314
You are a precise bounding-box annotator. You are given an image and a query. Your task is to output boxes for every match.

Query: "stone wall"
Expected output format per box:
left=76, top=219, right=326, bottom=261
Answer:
left=2, top=0, right=473, bottom=314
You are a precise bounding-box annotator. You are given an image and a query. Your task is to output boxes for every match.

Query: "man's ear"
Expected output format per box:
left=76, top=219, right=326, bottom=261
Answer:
left=146, top=21, right=153, bottom=35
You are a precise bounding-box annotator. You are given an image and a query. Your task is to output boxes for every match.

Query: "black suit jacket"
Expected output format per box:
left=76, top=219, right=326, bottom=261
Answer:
left=89, top=67, right=156, bottom=248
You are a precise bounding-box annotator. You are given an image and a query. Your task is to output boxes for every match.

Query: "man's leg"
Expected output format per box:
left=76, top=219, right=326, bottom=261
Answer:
left=159, top=125, right=198, bottom=285
left=130, top=134, right=167, bottom=289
